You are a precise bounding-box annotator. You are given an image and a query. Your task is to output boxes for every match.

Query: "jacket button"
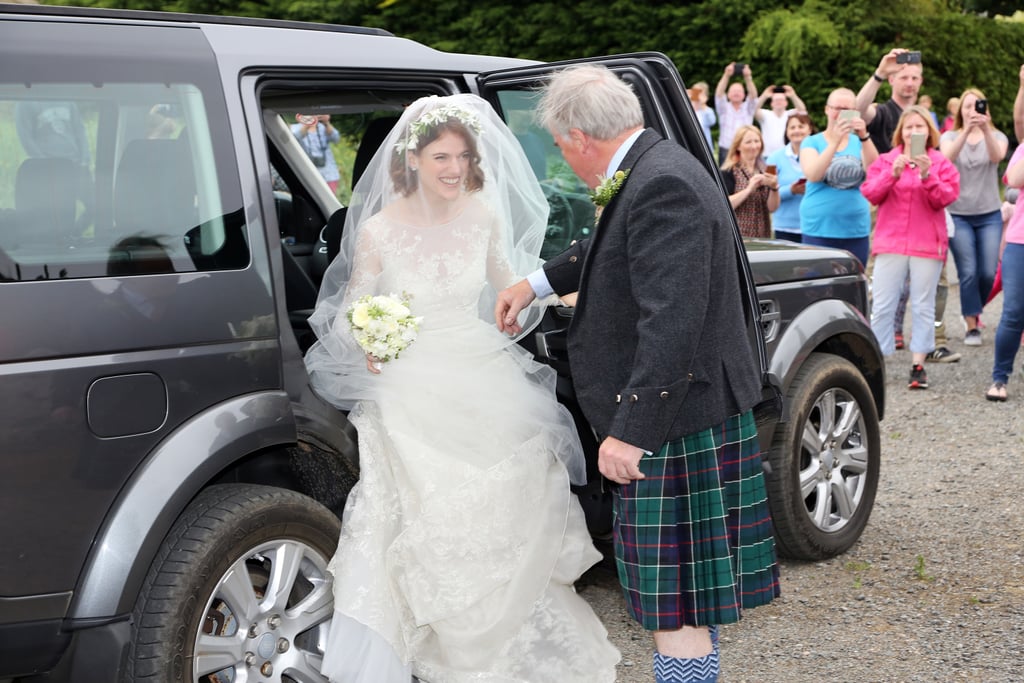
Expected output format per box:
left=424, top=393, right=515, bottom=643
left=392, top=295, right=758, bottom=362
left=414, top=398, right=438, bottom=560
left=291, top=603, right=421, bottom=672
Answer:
left=570, top=240, right=578, bottom=246
left=569, top=255, right=578, bottom=263
left=630, top=394, right=639, bottom=402
left=660, top=391, right=669, bottom=399
left=687, top=373, right=694, bottom=381
left=615, top=394, right=621, bottom=403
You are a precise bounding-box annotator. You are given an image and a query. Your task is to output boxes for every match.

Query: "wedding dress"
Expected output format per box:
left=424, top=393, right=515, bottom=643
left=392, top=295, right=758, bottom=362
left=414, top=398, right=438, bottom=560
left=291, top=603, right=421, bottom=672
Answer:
left=304, top=95, right=619, bottom=682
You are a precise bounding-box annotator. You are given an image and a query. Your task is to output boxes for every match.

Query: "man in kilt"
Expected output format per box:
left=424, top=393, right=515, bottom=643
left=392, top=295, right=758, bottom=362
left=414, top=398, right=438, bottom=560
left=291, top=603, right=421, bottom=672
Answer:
left=496, top=64, right=780, bottom=682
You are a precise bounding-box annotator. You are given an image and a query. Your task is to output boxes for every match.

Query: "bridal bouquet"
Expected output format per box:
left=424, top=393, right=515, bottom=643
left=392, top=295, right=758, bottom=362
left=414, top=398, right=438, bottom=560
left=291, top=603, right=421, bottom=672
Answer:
left=347, top=293, right=422, bottom=362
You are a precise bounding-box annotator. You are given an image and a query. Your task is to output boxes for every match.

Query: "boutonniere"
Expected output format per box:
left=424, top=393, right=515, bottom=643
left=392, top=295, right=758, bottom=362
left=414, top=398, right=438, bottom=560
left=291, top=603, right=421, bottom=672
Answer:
left=589, top=169, right=630, bottom=207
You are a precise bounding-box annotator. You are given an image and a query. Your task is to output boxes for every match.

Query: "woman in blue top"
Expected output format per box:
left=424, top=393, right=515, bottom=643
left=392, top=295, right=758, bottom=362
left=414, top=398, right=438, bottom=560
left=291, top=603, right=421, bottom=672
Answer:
left=766, top=113, right=815, bottom=243
left=799, top=88, right=878, bottom=265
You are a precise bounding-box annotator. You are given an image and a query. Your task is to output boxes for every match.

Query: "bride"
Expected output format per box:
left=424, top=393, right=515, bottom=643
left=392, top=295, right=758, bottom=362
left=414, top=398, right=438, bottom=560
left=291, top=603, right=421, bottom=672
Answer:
left=304, top=94, right=620, bottom=682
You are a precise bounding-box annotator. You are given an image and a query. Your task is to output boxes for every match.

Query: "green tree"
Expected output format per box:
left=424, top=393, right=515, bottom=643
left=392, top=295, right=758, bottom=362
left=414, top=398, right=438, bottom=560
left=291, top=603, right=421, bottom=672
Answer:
left=48, top=0, right=1024, bottom=135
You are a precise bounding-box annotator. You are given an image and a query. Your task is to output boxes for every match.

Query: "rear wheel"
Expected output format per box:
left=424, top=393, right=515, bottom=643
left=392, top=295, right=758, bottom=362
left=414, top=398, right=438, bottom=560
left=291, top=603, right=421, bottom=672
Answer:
left=126, top=483, right=341, bottom=682
left=765, top=353, right=880, bottom=560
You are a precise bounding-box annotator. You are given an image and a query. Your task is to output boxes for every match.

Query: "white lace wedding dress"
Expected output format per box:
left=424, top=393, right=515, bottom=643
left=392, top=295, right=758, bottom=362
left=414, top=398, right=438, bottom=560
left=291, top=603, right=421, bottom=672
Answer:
left=312, top=196, right=620, bottom=682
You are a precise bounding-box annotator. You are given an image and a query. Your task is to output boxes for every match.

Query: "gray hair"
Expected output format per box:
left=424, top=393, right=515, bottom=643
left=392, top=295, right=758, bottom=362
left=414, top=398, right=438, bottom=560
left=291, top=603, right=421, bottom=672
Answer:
left=537, top=64, right=644, bottom=140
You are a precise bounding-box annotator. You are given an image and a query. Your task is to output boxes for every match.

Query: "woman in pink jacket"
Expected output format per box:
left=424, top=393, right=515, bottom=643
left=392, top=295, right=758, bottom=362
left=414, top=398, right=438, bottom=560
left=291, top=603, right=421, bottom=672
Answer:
left=861, top=105, right=960, bottom=390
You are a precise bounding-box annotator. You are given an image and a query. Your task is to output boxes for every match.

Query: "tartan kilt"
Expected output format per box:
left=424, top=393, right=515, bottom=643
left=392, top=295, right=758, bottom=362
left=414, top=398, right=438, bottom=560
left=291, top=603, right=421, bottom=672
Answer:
left=612, top=409, right=780, bottom=630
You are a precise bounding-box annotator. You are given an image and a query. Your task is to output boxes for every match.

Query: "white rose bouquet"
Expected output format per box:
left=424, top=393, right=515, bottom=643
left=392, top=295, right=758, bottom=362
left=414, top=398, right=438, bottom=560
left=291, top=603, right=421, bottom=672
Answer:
left=346, top=293, right=422, bottom=363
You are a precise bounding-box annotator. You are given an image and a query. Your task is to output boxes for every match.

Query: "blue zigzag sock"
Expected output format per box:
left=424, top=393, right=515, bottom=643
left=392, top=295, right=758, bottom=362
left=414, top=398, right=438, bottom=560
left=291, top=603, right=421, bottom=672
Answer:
left=653, top=638, right=720, bottom=683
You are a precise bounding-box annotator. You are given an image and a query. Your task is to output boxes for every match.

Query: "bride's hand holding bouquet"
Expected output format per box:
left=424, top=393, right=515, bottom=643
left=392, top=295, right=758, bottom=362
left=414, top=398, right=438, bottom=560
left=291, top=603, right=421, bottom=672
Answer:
left=346, top=293, right=421, bottom=374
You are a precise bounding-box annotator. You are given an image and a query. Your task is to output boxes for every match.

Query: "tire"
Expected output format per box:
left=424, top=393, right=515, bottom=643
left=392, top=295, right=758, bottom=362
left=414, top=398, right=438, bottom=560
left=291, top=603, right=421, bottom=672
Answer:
left=125, top=484, right=341, bottom=682
left=765, top=352, right=880, bottom=561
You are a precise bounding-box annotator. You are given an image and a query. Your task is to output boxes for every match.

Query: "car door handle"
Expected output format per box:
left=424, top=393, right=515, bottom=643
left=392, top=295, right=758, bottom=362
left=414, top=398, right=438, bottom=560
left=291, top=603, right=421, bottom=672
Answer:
left=534, top=328, right=568, bottom=361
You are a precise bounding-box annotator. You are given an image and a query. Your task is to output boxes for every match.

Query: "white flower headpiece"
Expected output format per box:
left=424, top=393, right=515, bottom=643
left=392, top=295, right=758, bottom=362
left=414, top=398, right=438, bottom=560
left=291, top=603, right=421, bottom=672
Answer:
left=395, top=102, right=483, bottom=155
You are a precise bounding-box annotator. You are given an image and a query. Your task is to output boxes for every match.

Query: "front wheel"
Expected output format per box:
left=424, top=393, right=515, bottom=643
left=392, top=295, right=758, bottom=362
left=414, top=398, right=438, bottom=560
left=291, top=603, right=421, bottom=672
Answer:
left=765, top=353, right=880, bottom=560
left=125, top=484, right=341, bottom=682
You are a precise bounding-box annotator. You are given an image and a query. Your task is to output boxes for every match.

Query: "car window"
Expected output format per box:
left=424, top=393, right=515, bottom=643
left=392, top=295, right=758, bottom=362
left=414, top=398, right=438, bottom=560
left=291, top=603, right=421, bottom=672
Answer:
left=0, top=82, right=248, bottom=281
left=493, top=90, right=596, bottom=261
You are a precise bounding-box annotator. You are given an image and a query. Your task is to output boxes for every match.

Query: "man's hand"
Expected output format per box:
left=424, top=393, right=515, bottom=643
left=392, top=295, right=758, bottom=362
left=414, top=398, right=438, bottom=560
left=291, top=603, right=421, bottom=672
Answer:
left=599, top=436, right=646, bottom=484
left=494, top=278, right=536, bottom=335
left=878, top=49, right=906, bottom=78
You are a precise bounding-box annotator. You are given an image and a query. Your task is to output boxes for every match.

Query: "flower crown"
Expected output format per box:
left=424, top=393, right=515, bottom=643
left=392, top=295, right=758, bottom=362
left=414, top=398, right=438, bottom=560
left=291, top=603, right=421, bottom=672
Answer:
left=394, top=103, right=483, bottom=155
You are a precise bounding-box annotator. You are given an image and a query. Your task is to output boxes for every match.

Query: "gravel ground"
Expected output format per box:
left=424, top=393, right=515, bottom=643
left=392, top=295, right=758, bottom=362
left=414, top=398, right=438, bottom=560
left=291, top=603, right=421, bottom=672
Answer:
left=578, top=281, right=1024, bottom=682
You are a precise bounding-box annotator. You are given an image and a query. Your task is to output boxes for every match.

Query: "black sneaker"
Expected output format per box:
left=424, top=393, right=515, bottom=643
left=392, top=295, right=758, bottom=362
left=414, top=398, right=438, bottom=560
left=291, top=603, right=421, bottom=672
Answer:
left=925, top=347, right=961, bottom=363
left=908, top=364, right=928, bottom=390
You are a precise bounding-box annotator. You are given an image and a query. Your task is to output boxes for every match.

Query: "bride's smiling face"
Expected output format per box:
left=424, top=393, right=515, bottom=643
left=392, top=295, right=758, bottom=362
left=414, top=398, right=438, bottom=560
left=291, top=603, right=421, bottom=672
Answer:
left=411, top=130, right=472, bottom=202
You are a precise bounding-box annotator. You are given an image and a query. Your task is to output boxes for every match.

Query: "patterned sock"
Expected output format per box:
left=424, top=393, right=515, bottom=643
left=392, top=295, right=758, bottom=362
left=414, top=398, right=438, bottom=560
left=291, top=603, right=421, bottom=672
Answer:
left=653, top=648, right=720, bottom=683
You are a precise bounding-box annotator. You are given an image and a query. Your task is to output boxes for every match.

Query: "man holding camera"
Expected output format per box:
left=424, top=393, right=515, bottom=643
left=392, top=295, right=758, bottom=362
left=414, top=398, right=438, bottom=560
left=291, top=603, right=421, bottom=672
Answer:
left=856, top=48, right=923, bottom=153
left=292, top=113, right=342, bottom=194
left=755, top=84, right=807, bottom=158
left=714, top=62, right=758, bottom=165
left=856, top=49, right=961, bottom=364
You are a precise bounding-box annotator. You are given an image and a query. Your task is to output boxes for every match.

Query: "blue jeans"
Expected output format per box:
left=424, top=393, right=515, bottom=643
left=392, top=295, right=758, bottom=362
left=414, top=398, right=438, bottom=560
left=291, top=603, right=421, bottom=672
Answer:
left=993, top=242, right=1024, bottom=384
left=949, top=210, right=1002, bottom=319
left=802, top=235, right=870, bottom=268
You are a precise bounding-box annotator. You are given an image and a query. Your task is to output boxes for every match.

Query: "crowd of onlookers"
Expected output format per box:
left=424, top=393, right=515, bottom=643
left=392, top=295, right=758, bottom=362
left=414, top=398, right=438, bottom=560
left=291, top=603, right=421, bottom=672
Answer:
left=691, top=51, right=1024, bottom=399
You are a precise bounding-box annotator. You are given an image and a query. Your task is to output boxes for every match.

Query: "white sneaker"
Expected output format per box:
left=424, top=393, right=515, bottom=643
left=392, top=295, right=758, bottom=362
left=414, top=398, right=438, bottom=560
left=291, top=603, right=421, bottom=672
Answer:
left=964, top=329, right=982, bottom=346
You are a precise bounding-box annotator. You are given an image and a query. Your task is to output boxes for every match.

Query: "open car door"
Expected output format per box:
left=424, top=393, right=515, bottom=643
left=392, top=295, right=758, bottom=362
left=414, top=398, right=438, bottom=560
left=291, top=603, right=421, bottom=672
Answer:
left=475, top=54, right=779, bottom=445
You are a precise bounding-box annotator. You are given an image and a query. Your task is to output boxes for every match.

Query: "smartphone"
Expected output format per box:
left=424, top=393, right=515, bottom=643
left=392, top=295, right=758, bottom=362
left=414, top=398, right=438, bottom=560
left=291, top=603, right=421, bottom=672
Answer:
left=733, top=62, right=745, bottom=77
left=765, top=164, right=778, bottom=175
left=910, top=132, right=926, bottom=157
left=839, top=109, right=860, bottom=122
left=975, top=98, right=988, bottom=115
left=896, top=51, right=922, bottom=64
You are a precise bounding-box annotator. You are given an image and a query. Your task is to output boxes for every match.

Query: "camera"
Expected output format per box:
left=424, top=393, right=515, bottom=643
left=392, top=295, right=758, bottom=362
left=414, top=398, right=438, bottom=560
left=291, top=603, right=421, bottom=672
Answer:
left=733, top=62, right=745, bottom=77
left=298, top=114, right=317, bottom=126
left=773, top=85, right=786, bottom=94
left=895, top=51, right=921, bottom=65
left=910, top=133, right=926, bottom=158
left=975, top=99, right=988, bottom=115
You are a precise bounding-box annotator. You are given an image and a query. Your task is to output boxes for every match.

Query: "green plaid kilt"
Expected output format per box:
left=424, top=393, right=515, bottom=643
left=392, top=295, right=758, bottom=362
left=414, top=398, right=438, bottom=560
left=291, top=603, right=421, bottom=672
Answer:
left=612, top=410, right=780, bottom=630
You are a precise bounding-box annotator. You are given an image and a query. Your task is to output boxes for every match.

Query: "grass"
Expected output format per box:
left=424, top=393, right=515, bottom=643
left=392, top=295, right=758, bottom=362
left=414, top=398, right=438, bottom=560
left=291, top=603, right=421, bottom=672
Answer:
left=844, top=559, right=872, bottom=589
left=913, top=554, right=936, bottom=582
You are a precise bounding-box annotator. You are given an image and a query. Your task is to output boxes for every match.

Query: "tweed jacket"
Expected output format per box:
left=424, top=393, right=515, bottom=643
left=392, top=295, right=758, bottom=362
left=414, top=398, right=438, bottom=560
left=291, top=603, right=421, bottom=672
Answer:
left=544, top=129, right=761, bottom=453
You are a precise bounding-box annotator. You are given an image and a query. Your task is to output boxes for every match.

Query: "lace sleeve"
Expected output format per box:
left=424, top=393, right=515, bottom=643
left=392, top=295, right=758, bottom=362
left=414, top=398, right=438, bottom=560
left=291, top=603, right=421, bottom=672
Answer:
left=485, top=211, right=519, bottom=291
left=344, top=222, right=382, bottom=306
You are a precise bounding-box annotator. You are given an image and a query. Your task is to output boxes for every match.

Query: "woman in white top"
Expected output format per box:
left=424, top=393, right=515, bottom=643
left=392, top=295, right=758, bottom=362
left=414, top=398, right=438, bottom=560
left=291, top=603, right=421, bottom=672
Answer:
left=940, top=88, right=1008, bottom=346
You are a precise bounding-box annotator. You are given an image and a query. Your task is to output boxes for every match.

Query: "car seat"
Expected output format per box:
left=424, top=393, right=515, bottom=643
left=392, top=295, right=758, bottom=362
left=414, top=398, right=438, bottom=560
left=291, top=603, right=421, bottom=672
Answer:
left=114, top=138, right=196, bottom=237
left=14, top=157, right=82, bottom=247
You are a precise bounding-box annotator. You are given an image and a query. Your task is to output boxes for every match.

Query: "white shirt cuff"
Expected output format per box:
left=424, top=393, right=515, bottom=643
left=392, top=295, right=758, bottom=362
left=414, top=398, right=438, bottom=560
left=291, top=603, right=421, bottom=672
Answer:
left=527, top=268, right=554, bottom=299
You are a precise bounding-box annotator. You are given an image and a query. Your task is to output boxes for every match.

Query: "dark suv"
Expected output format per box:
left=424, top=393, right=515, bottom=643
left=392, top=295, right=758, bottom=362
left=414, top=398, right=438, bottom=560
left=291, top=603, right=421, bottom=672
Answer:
left=0, top=6, right=884, bottom=681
